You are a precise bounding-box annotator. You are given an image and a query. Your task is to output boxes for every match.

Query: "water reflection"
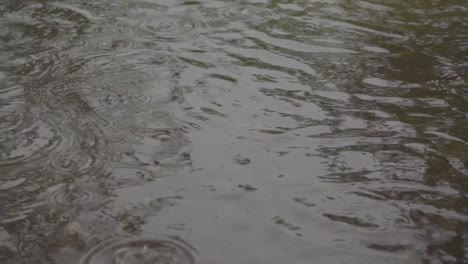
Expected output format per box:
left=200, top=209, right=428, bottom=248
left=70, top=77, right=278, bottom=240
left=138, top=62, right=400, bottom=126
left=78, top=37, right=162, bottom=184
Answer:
left=1, top=0, right=467, bottom=263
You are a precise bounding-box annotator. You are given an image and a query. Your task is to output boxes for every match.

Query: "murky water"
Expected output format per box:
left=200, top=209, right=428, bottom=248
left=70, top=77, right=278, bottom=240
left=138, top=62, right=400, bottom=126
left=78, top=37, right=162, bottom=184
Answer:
left=0, top=0, right=467, bottom=263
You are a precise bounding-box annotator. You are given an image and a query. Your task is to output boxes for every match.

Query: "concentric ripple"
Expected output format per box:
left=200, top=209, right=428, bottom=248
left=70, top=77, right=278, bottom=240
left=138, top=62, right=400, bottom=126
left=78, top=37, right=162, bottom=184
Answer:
left=1, top=2, right=92, bottom=53
left=84, top=63, right=180, bottom=113
left=202, top=4, right=275, bottom=24
left=79, top=236, right=196, bottom=264
left=26, top=78, right=80, bottom=104
left=44, top=150, right=109, bottom=178
left=0, top=114, right=69, bottom=167
left=88, top=82, right=175, bottom=114
left=54, top=37, right=147, bottom=51
left=0, top=19, right=60, bottom=54
left=16, top=54, right=61, bottom=79
left=42, top=183, right=108, bottom=209
left=128, top=127, right=188, bottom=164
left=97, top=89, right=169, bottom=110
left=95, top=38, right=144, bottom=50
left=1, top=0, right=467, bottom=263
left=46, top=184, right=92, bottom=206
left=195, top=85, right=230, bottom=101
left=133, top=15, right=201, bottom=41
left=100, top=92, right=155, bottom=108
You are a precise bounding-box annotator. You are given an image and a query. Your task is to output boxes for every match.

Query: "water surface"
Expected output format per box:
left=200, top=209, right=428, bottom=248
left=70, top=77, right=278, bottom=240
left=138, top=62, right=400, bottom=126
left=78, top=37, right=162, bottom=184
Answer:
left=0, top=0, right=467, bottom=263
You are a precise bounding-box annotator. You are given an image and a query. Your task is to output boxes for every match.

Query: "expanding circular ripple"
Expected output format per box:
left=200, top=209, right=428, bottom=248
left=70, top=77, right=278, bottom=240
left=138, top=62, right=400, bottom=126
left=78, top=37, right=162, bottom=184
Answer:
left=0, top=85, right=26, bottom=115
left=93, top=86, right=174, bottom=112
left=0, top=20, right=60, bottom=54
left=117, top=126, right=188, bottom=169
left=102, top=91, right=157, bottom=108
left=27, top=79, right=64, bottom=105
left=53, top=38, right=90, bottom=49
left=109, top=110, right=189, bottom=167
left=25, top=79, right=99, bottom=120
left=16, top=54, right=62, bottom=79
left=1, top=2, right=92, bottom=53
left=96, top=38, right=144, bottom=50
left=43, top=183, right=108, bottom=209
left=134, top=15, right=201, bottom=41
left=38, top=2, right=92, bottom=31
left=0, top=114, right=69, bottom=167
left=85, top=63, right=180, bottom=113
left=0, top=111, right=24, bottom=134
left=47, top=184, right=93, bottom=206
left=79, top=236, right=195, bottom=264
left=87, top=79, right=175, bottom=115
left=202, top=4, right=275, bottom=24
left=125, top=1, right=169, bottom=13
left=44, top=150, right=109, bottom=178
left=55, top=36, right=152, bottom=51
left=195, top=85, right=230, bottom=101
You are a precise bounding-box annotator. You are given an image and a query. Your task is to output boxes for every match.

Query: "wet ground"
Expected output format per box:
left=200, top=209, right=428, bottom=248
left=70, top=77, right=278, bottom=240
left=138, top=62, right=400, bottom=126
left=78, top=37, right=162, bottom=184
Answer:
left=0, top=0, right=467, bottom=263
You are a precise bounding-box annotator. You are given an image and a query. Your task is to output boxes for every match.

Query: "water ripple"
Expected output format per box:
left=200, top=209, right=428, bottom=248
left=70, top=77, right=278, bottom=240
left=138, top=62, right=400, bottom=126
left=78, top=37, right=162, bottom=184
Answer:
left=90, top=85, right=175, bottom=113
left=42, top=183, right=108, bottom=209
left=55, top=37, right=149, bottom=51
left=130, top=14, right=202, bottom=41
left=1, top=0, right=468, bottom=263
left=195, top=85, right=230, bottom=101
left=26, top=78, right=91, bottom=106
left=44, top=151, right=108, bottom=178
left=202, top=3, right=275, bottom=24
left=0, top=114, right=70, bottom=167
left=79, top=236, right=196, bottom=264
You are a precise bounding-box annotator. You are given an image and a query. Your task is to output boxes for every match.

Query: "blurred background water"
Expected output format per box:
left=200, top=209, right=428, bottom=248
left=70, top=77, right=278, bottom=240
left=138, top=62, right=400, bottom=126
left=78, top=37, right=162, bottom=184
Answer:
left=0, top=0, right=467, bottom=263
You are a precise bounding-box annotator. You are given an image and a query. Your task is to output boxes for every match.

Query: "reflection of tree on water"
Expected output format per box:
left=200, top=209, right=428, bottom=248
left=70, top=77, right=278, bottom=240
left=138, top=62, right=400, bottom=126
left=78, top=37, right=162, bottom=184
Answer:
left=423, top=221, right=468, bottom=262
